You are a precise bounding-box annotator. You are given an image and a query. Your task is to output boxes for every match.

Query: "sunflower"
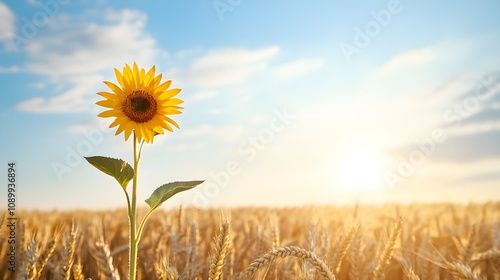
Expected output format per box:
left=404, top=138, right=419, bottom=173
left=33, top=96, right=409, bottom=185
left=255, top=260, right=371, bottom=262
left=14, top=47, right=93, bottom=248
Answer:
left=96, top=62, right=183, bottom=143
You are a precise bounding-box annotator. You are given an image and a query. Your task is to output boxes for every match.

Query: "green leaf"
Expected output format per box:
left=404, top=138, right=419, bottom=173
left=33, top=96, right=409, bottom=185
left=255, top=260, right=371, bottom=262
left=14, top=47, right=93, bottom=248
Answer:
left=84, top=156, right=134, bottom=190
left=145, top=180, right=204, bottom=211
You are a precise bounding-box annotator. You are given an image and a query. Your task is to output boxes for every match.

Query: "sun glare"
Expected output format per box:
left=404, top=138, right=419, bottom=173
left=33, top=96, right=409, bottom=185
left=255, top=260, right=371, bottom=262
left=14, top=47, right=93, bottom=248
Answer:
left=334, top=150, right=384, bottom=191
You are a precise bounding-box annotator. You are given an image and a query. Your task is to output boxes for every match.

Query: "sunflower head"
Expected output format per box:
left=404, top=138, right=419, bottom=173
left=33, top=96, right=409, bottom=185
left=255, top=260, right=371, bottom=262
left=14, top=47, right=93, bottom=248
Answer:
left=96, top=62, right=183, bottom=143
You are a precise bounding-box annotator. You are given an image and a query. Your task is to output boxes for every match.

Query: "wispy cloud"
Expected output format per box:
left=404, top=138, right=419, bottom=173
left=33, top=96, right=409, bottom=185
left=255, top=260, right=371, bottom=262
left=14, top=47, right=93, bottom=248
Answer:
left=67, top=117, right=113, bottom=134
left=0, top=65, right=19, bottom=73
left=190, top=91, right=219, bottom=102
left=379, top=47, right=437, bottom=77
left=273, top=58, right=324, bottom=80
left=17, top=74, right=102, bottom=113
left=181, top=124, right=245, bottom=142
left=0, top=2, right=15, bottom=48
left=173, top=47, right=280, bottom=88
left=393, top=71, right=500, bottom=163
left=16, top=9, right=162, bottom=114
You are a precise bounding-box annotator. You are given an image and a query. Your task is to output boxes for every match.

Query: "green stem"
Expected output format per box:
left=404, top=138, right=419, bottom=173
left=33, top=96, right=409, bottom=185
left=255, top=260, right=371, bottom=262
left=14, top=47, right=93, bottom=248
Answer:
left=129, top=131, right=139, bottom=280
left=136, top=208, right=155, bottom=244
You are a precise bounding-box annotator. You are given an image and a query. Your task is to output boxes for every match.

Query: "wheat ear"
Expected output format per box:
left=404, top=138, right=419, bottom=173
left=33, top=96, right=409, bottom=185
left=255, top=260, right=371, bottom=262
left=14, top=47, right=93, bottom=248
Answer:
left=331, top=224, right=359, bottom=274
left=72, top=259, right=85, bottom=280
left=413, top=245, right=480, bottom=280
left=208, top=221, right=231, bottom=280
left=460, top=225, right=477, bottom=264
left=444, top=261, right=480, bottom=280
left=154, top=254, right=180, bottom=280
left=24, top=239, right=38, bottom=279
left=59, top=225, right=78, bottom=280
left=348, top=234, right=362, bottom=280
left=36, top=233, right=59, bottom=278
left=373, top=216, right=403, bottom=280
left=91, top=240, right=120, bottom=280
left=471, top=248, right=500, bottom=262
left=246, top=246, right=336, bottom=280
left=394, top=254, right=420, bottom=280
left=270, top=216, right=280, bottom=251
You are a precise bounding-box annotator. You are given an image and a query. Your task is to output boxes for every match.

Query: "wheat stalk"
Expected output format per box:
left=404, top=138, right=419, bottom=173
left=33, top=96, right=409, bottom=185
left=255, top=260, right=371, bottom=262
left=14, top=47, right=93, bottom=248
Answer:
left=24, top=239, right=38, bottom=279
left=331, top=224, right=359, bottom=274
left=36, top=233, right=59, bottom=279
left=460, top=225, right=477, bottom=264
left=271, top=222, right=280, bottom=251
left=208, top=220, right=231, bottom=280
left=348, top=234, right=362, bottom=280
left=373, top=216, right=403, bottom=280
left=444, top=261, right=480, bottom=280
left=91, top=240, right=120, bottom=280
left=416, top=243, right=481, bottom=280
left=155, top=255, right=180, bottom=280
left=471, top=248, right=500, bottom=262
left=246, top=245, right=335, bottom=280
left=72, top=260, right=85, bottom=280
left=394, top=254, right=420, bottom=280
left=59, top=225, right=78, bottom=280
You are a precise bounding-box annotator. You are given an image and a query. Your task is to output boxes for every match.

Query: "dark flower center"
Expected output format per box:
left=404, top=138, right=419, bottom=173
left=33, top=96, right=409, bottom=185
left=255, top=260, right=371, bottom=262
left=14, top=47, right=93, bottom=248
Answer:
left=122, top=90, right=157, bottom=123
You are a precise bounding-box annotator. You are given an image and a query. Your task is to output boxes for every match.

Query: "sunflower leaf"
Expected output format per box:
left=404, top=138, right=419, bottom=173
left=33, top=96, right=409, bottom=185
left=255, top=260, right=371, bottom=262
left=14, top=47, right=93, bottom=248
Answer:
left=145, top=180, right=204, bottom=211
left=84, top=156, right=134, bottom=190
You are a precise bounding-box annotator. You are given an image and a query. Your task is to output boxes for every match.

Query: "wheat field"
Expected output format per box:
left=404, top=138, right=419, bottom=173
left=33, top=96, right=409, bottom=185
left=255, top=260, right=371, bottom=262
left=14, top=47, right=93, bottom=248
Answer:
left=1, top=203, right=499, bottom=279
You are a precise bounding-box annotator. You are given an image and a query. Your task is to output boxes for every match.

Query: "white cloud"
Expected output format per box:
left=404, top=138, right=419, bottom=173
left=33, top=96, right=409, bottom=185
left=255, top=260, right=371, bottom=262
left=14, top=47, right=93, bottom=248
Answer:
left=167, top=142, right=205, bottom=152
left=17, top=74, right=102, bottom=113
left=273, top=58, right=324, bottom=79
left=68, top=118, right=113, bottom=134
left=25, top=9, right=159, bottom=77
left=174, top=47, right=280, bottom=87
left=0, top=2, right=15, bottom=45
left=379, top=47, right=437, bottom=76
left=31, top=82, right=46, bottom=89
left=190, top=91, right=219, bottom=102
left=181, top=124, right=245, bottom=142
left=17, top=9, right=162, bottom=114
left=448, top=121, right=500, bottom=137
left=0, top=65, right=19, bottom=73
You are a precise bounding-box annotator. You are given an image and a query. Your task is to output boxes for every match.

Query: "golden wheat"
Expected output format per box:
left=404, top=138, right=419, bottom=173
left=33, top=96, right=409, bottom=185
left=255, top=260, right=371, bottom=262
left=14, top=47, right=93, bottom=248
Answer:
left=208, top=220, right=231, bottom=280
left=246, top=245, right=335, bottom=279
left=1, top=203, right=499, bottom=279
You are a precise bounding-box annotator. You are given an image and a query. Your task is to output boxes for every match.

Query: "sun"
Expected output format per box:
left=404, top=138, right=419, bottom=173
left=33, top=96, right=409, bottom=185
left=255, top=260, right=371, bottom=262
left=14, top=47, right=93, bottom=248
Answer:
left=334, top=149, right=384, bottom=191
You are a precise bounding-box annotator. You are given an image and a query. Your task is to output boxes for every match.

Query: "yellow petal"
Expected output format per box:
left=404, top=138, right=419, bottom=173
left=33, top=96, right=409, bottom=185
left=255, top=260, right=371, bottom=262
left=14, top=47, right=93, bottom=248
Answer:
left=114, top=68, right=127, bottom=90
left=96, top=91, right=117, bottom=99
left=96, top=100, right=116, bottom=108
left=144, top=66, right=156, bottom=85
left=103, top=81, right=124, bottom=95
left=123, top=64, right=134, bottom=89
left=153, top=126, right=164, bottom=135
left=154, top=80, right=172, bottom=94
left=123, top=125, right=133, bottom=141
left=133, top=62, right=140, bottom=89
left=152, top=74, right=163, bottom=87
left=164, top=98, right=184, bottom=106
left=98, top=110, right=119, bottom=117
left=162, top=108, right=183, bottom=115
left=159, top=88, right=181, bottom=100
left=165, top=116, right=180, bottom=129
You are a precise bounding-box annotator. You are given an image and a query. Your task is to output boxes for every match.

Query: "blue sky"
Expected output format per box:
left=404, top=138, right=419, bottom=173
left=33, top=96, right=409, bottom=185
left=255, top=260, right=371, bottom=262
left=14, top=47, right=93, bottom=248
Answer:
left=1, top=0, right=499, bottom=210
